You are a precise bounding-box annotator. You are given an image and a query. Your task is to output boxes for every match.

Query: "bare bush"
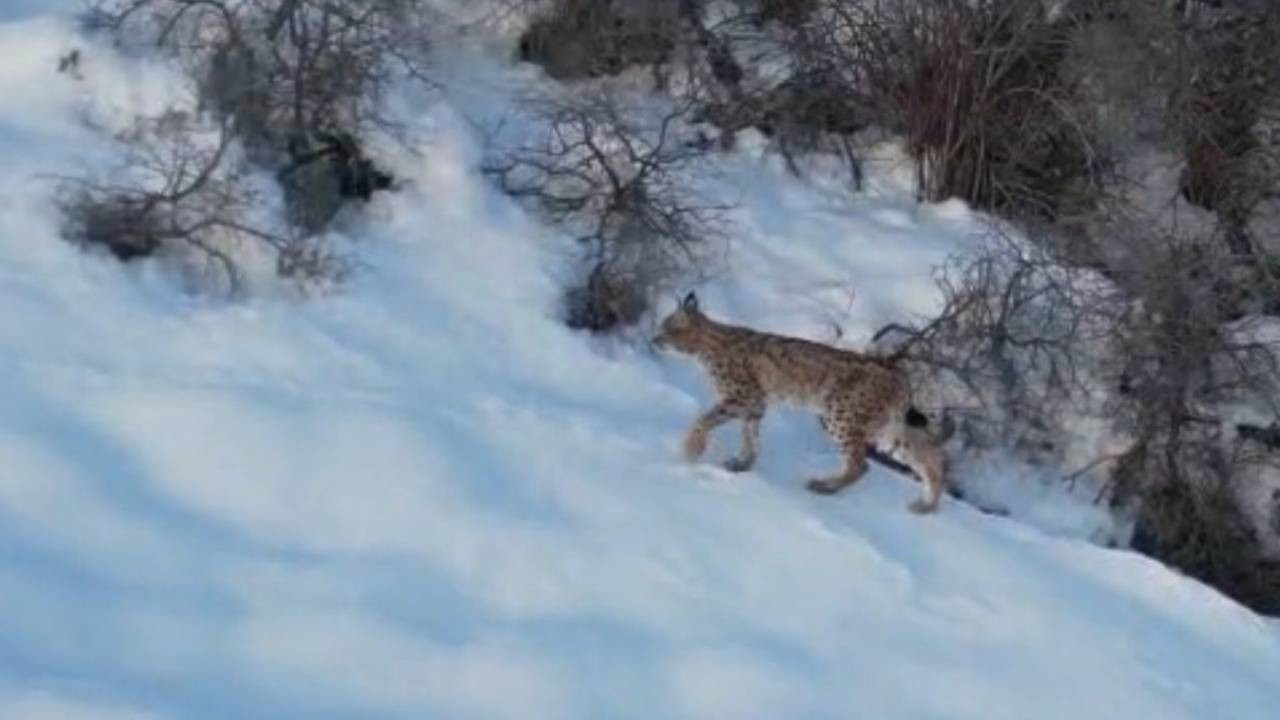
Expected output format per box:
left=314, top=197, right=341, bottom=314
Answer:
left=92, top=0, right=431, bottom=150
left=517, top=0, right=685, bottom=80
left=1174, top=5, right=1280, bottom=254
left=277, top=130, right=394, bottom=235
left=886, top=227, right=1116, bottom=458
left=1131, top=471, right=1280, bottom=614
left=484, top=89, right=730, bottom=331
left=896, top=211, right=1280, bottom=611
left=1066, top=0, right=1280, bottom=255
left=661, top=2, right=865, bottom=180
left=1098, top=222, right=1280, bottom=517
left=88, top=0, right=425, bottom=233
left=56, top=111, right=346, bottom=293
left=755, top=0, right=817, bottom=29
left=789, top=0, right=1106, bottom=221
left=563, top=261, right=648, bottom=332
left=693, top=65, right=867, bottom=181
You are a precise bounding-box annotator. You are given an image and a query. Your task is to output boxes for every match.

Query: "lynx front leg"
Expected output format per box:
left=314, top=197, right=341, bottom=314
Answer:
left=683, top=398, right=764, bottom=469
left=683, top=403, right=734, bottom=461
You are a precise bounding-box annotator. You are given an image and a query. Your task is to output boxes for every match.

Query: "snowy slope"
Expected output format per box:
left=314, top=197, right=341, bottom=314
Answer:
left=1, top=8, right=1279, bottom=720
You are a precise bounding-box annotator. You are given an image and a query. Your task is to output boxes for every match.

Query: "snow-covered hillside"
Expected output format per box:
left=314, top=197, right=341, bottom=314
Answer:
left=1, top=5, right=1278, bottom=719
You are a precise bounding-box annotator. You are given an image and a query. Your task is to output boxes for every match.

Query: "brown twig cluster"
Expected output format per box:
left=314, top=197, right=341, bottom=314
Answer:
left=57, top=112, right=348, bottom=293
left=485, top=90, right=731, bottom=331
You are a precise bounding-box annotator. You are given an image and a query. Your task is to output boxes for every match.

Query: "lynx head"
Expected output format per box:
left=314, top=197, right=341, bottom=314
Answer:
left=653, top=291, right=707, bottom=353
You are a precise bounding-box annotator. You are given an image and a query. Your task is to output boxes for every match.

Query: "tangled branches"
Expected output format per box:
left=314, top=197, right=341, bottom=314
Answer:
left=485, top=90, right=731, bottom=330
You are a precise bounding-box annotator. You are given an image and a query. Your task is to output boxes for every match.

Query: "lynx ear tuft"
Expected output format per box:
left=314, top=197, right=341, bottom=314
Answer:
left=682, top=291, right=699, bottom=311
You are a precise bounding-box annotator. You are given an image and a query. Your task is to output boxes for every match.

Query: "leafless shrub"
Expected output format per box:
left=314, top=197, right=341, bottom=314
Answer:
left=1066, top=0, right=1280, bottom=255
left=517, top=0, right=686, bottom=81
left=1130, top=466, right=1280, bottom=614
left=691, top=61, right=866, bottom=181
left=893, top=209, right=1280, bottom=611
left=56, top=111, right=347, bottom=294
left=640, top=1, right=852, bottom=168
left=788, top=0, right=1106, bottom=221
left=755, top=0, right=818, bottom=29
left=88, top=0, right=425, bottom=233
left=1174, top=6, right=1280, bottom=254
left=1098, top=221, right=1280, bottom=512
left=92, top=0, right=431, bottom=149
left=563, top=261, right=648, bottom=332
left=484, top=89, right=730, bottom=331
left=884, top=227, right=1116, bottom=458
left=277, top=130, right=394, bottom=236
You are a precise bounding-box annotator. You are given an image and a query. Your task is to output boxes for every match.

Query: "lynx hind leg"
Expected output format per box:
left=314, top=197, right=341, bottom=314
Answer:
left=808, top=403, right=871, bottom=494
left=723, top=412, right=763, bottom=473
left=900, top=425, right=946, bottom=514
left=806, top=439, right=869, bottom=494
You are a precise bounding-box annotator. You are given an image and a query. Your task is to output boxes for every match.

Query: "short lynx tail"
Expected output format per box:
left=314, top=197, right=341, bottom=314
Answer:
left=905, top=406, right=928, bottom=428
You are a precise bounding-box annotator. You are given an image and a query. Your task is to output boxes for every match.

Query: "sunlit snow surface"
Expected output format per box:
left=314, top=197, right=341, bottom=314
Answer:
left=1, top=7, right=1278, bottom=719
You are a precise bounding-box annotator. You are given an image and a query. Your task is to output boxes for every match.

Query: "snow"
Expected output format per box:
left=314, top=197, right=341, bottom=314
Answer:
left=0, top=689, right=160, bottom=720
left=948, top=450, right=1122, bottom=544
left=1, top=5, right=1279, bottom=719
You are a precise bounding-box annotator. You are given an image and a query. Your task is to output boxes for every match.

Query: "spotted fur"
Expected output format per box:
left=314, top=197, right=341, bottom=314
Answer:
left=654, top=292, right=946, bottom=514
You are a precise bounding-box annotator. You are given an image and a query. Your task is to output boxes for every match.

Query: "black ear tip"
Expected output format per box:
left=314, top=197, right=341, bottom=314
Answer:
left=682, top=291, right=699, bottom=309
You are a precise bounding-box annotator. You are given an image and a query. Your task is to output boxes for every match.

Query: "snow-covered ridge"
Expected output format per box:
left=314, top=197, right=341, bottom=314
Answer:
left=1, top=6, right=1278, bottom=719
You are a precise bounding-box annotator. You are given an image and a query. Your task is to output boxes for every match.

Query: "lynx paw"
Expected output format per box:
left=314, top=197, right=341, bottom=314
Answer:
left=806, top=479, right=842, bottom=495
left=682, top=432, right=708, bottom=462
left=908, top=498, right=938, bottom=514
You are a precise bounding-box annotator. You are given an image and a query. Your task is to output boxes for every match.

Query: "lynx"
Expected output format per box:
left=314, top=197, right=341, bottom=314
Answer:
left=654, top=292, right=946, bottom=513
